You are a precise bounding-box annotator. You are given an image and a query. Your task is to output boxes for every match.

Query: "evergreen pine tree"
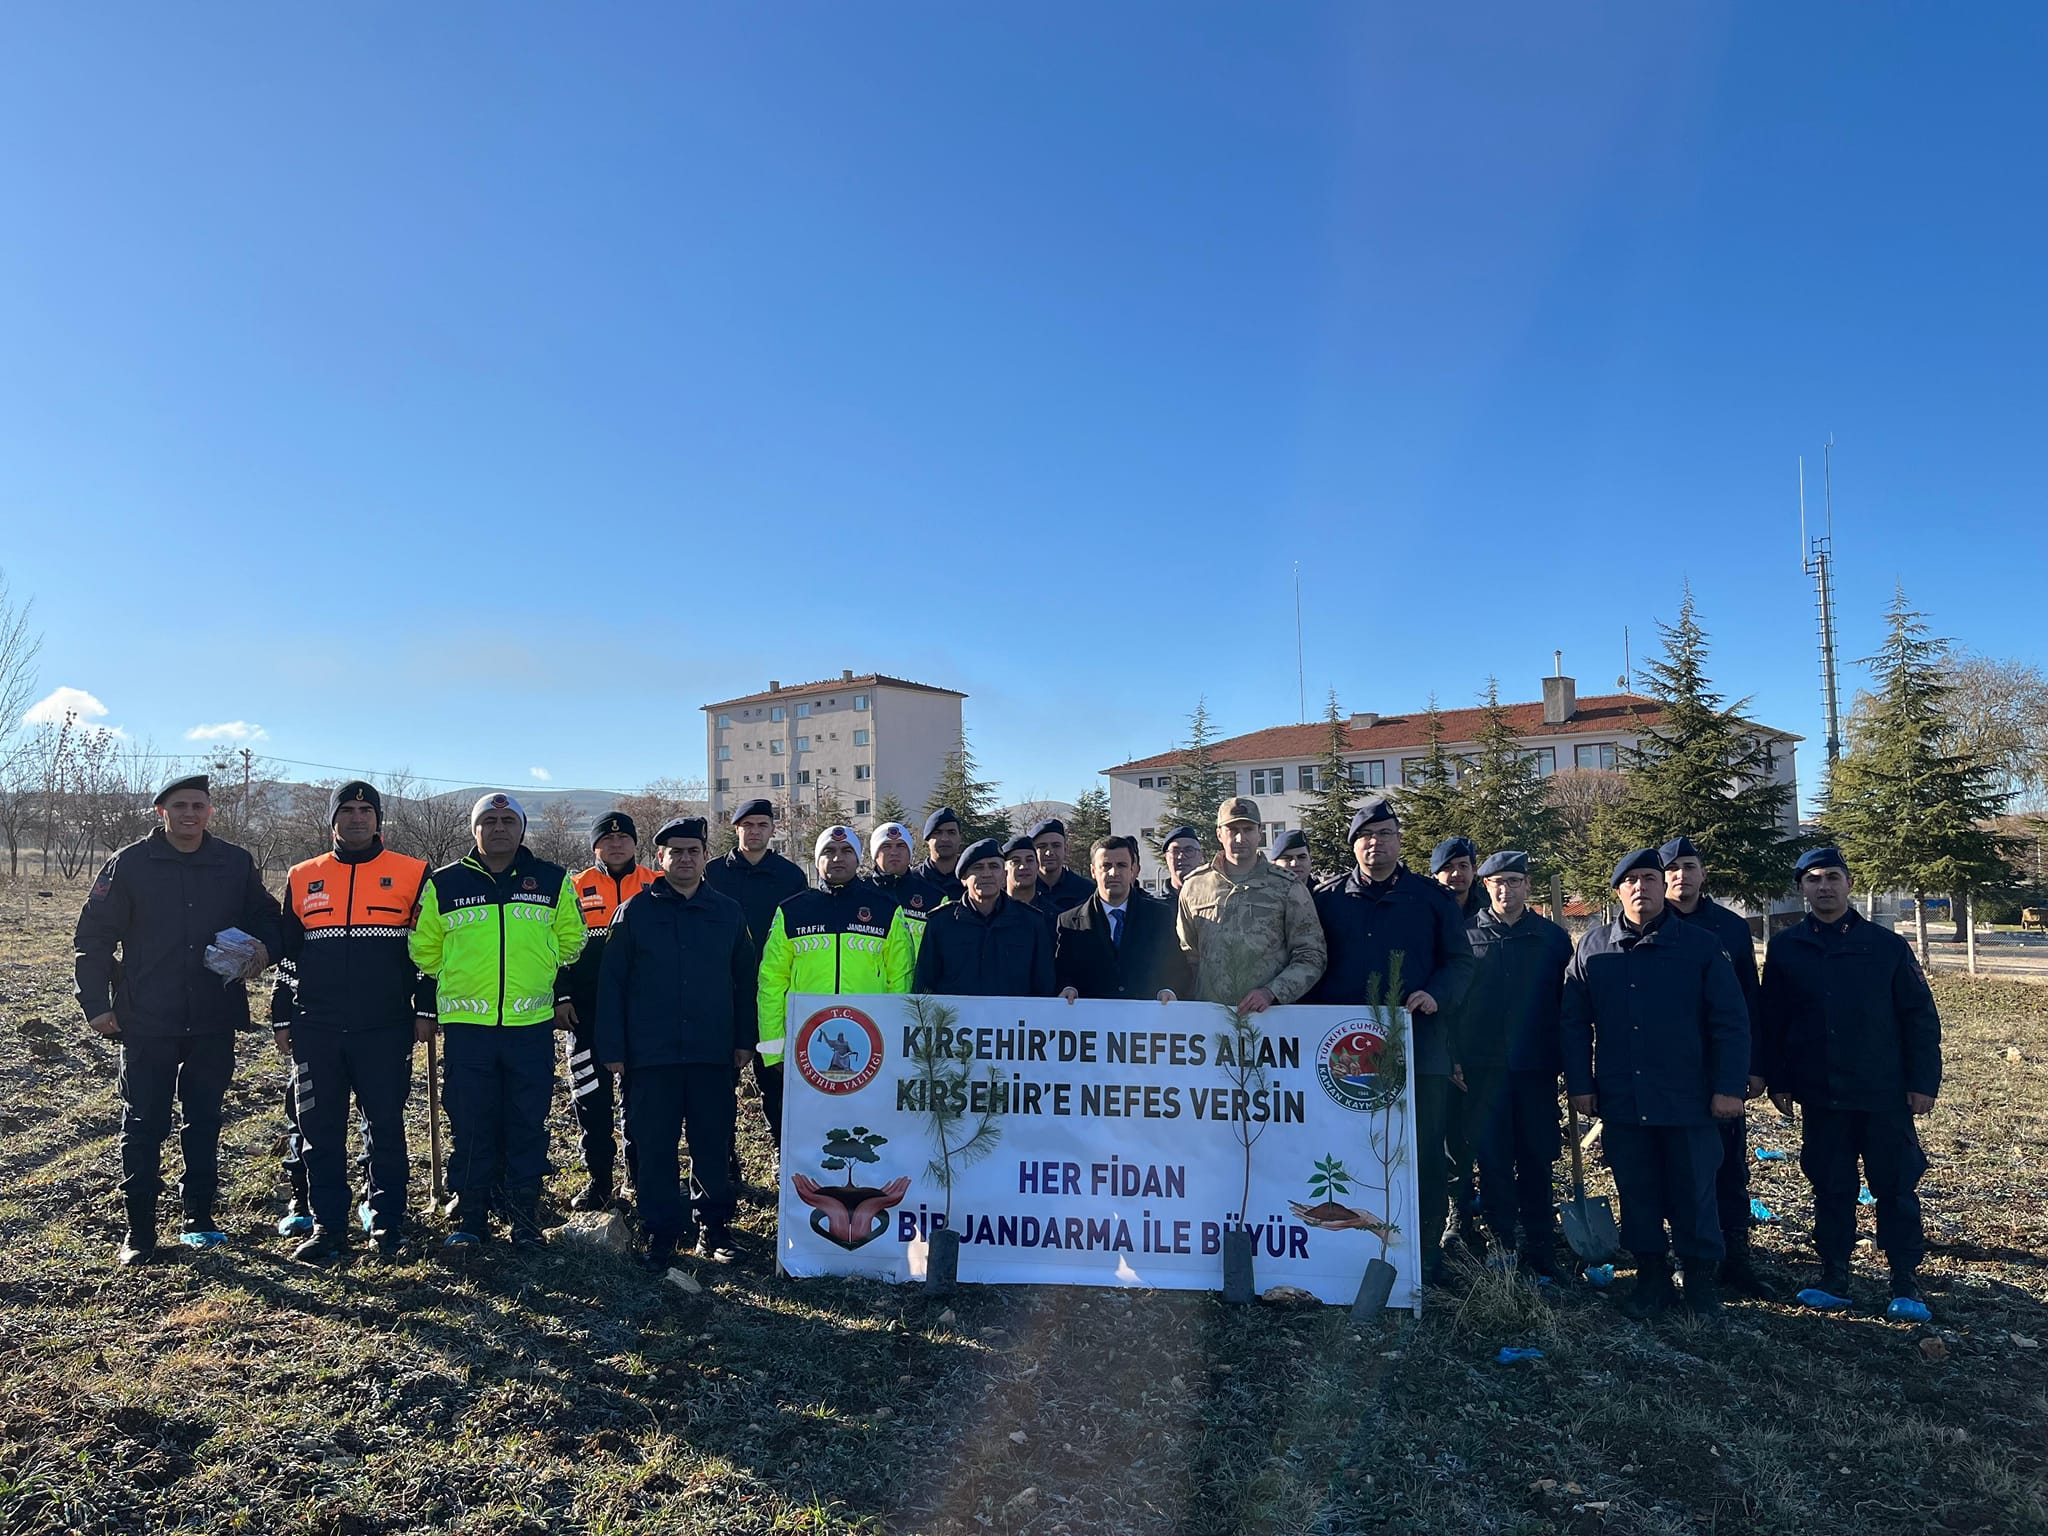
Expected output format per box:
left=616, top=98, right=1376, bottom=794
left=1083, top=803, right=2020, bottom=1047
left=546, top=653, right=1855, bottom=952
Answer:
left=874, top=792, right=911, bottom=829
left=923, top=729, right=1012, bottom=844
left=1580, top=588, right=1797, bottom=907
left=1066, top=786, right=1111, bottom=859
left=1156, top=697, right=1238, bottom=854
left=1825, top=588, right=2015, bottom=960
left=1460, top=677, right=1562, bottom=871
left=1301, top=689, right=1363, bottom=875
left=1391, top=696, right=1462, bottom=857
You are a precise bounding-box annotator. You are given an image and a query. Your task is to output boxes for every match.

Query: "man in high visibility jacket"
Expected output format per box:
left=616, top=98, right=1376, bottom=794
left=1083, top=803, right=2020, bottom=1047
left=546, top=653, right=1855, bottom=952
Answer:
left=410, top=793, right=585, bottom=1247
left=555, top=810, right=657, bottom=1212
left=755, top=825, right=915, bottom=1071
left=271, top=781, right=430, bottom=1263
left=867, top=821, right=945, bottom=957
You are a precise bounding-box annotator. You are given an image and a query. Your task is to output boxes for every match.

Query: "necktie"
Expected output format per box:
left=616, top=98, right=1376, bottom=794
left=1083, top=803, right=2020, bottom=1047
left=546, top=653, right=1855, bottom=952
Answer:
left=1109, top=907, right=1124, bottom=949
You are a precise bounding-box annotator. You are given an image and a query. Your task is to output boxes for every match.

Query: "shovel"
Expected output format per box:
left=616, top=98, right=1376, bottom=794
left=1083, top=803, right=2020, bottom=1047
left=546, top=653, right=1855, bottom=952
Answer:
left=426, top=1032, right=449, bottom=1211
left=1559, top=1100, right=1619, bottom=1264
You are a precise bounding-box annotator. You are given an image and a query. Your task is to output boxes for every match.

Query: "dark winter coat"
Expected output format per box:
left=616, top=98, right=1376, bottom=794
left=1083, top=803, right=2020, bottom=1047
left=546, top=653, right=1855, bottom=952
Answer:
left=1759, top=910, right=1942, bottom=1111
left=1457, top=905, right=1573, bottom=1076
left=1306, top=865, right=1474, bottom=1075
left=1054, top=891, right=1190, bottom=1001
left=595, top=877, right=756, bottom=1069
left=912, top=894, right=1056, bottom=998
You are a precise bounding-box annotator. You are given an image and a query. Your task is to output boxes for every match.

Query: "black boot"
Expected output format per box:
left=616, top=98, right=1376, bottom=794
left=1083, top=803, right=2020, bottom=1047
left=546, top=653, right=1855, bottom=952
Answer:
left=1620, top=1253, right=1675, bottom=1319
left=643, top=1233, right=679, bottom=1273
left=693, top=1223, right=736, bottom=1264
left=1680, top=1261, right=1723, bottom=1322
left=1719, top=1239, right=1781, bottom=1302
left=570, top=1175, right=613, bottom=1213
left=292, top=1227, right=346, bottom=1265
left=1816, top=1258, right=1854, bottom=1299
left=1518, top=1236, right=1559, bottom=1279
left=117, top=1229, right=157, bottom=1267
left=507, top=1192, right=546, bottom=1248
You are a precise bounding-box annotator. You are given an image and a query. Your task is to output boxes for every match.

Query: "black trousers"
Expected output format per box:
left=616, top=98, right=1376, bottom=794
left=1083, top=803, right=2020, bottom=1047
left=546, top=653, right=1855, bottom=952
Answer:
left=627, top=1063, right=739, bottom=1243
left=752, top=1057, right=784, bottom=1149
left=1467, top=1068, right=1561, bottom=1250
left=441, top=1025, right=554, bottom=1224
left=1444, top=1080, right=1477, bottom=1220
left=1714, top=1114, right=1752, bottom=1251
left=1801, top=1104, right=1927, bottom=1270
left=281, top=1075, right=310, bottom=1208
left=117, top=1032, right=236, bottom=1229
left=565, top=1020, right=636, bottom=1186
left=1604, top=1122, right=1724, bottom=1264
left=1415, top=1071, right=1450, bottom=1265
left=291, top=1026, right=412, bottom=1235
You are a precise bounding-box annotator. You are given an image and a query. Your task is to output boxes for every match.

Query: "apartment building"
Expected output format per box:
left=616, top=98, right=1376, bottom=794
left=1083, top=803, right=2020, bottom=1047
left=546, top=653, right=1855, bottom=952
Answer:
left=704, top=672, right=965, bottom=849
left=1102, top=672, right=1801, bottom=892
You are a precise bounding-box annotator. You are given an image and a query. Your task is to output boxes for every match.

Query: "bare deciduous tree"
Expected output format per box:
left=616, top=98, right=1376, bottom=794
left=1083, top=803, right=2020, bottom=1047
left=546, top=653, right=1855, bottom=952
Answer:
left=1942, top=653, right=2048, bottom=810
left=385, top=770, right=474, bottom=868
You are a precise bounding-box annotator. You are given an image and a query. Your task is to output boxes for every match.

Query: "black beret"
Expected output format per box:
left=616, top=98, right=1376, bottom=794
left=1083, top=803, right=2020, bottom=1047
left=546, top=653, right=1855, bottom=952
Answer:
left=1478, top=850, right=1528, bottom=878
left=154, top=773, right=209, bottom=808
left=922, top=806, right=960, bottom=838
left=1347, top=798, right=1399, bottom=840
left=655, top=816, right=709, bottom=847
left=1000, top=833, right=1038, bottom=859
left=592, top=811, right=638, bottom=846
left=1028, top=818, right=1066, bottom=840
left=730, top=798, right=775, bottom=826
left=1795, top=845, right=1849, bottom=875
left=1159, top=825, right=1201, bottom=851
left=327, top=780, right=382, bottom=823
left=1610, top=846, right=1666, bottom=887
left=1430, top=836, right=1477, bottom=873
left=1658, top=836, right=1701, bottom=865
left=956, top=837, right=1004, bottom=874
left=1271, top=830, right=1309, bottom=857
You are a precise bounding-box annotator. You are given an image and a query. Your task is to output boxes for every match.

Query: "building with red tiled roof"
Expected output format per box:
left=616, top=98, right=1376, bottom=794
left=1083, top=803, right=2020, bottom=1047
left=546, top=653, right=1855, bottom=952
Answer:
left=1104, top=671, right=1801, bottom=892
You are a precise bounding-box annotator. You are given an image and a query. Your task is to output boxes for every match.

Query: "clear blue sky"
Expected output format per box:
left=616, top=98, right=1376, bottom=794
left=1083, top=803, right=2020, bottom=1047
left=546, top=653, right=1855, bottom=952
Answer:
left=3, top=5, right=2042, bottom=815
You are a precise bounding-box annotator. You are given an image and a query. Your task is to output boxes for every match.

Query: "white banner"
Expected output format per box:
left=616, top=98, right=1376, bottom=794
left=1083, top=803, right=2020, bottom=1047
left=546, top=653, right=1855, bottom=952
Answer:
left=776, top=994, right=1421, bottom=1310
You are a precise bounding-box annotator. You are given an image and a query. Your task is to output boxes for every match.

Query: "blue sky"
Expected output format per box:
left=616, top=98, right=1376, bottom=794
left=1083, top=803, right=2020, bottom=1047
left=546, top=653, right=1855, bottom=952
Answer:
left=2, top=5, right=2042, bottom=814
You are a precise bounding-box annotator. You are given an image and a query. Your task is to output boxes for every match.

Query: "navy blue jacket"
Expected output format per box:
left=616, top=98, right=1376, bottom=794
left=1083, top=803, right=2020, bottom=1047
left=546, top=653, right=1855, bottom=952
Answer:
left=1040, top=867, right=1096, bottom=917
left=703, top=848, right=809, bottom=960
left=74, top=830, right=283, bottom=1038
left=1306, top=866, right=1474, bottom=1075
left=870, top=868, right=948, bottom=926
left=1560, top=910, right=1750, bottom=1126
left=1671, top=895, right=1763, bottom=1076
left=1760, top=910, right=1942, bottom=1111
left=911, top=857, right=965, bottom=903
left=1457, top=905, right=1573, bottom=1076
left=595, top=877, right=757, bottom=1069
left=912, top=894, right=1056, bottom=998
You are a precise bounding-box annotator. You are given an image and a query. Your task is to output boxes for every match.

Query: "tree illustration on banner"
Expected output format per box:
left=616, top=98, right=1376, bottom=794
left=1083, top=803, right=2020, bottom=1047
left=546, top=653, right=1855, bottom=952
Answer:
left=790, top=1124, right=909, bottom=1252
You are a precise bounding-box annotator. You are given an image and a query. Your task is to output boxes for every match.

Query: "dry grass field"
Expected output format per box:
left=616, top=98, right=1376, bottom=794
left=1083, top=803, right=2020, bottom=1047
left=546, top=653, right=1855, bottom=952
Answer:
left=0, top=877, right=2043, bottom=1534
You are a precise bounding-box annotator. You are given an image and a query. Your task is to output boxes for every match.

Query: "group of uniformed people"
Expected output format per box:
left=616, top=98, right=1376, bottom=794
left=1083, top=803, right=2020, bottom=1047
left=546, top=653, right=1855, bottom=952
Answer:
left=75, top=772, right=1943, bottom=1318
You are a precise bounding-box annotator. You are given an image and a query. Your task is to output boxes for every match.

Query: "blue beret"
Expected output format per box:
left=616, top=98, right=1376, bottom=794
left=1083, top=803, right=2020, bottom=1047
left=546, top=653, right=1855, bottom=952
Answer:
left=1610, top=846, right=1665, bottom=887
left=1430, top=836, right=1477, bottom=873
left=730, top=798, right=774, bottom=826
left=1347, top=798, right=1399, bottom=840
left=1160, top=825, right=1200, bottom=850
left=155, top=772, right=209, bottom=808
left=1028, top=817, right=1066, bottom=840
left=1795, top=845, right=1849, bottom=875
left=1000, top=833, right=1037, bottom=858
left=592, top=811, right=637, bottom=845
left=956, top=837, right=1004, bottom=873
left=1477, top=850, right=1528, bottom=879
left=1270, top=829, right=1309, bottom=857
left=655, top=816, right=708, bottom=846
left=1658, top=836, right=1700, bottom=865
left=922, top=807, right=960, bottom=838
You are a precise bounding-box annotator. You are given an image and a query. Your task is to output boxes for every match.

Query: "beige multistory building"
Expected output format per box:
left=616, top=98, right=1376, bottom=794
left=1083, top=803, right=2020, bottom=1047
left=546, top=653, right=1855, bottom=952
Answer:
left=704, top=672, right=965, bottom=853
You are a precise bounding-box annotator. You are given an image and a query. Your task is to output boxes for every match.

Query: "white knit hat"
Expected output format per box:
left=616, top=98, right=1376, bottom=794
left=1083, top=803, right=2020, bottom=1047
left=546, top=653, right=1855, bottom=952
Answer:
left=814, top=824, right=862, bottom=862
left=471, top=791, right=526, bottom=829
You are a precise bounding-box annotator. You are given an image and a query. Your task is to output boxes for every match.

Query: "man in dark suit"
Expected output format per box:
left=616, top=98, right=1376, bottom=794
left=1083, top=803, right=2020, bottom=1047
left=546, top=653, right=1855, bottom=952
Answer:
left=1054, top=836, right=1190, bottom=1001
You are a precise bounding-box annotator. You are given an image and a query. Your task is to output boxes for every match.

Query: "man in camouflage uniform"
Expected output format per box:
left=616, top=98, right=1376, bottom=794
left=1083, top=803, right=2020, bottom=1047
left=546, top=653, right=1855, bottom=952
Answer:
left=1175, top=797, right=1327, bottom=1014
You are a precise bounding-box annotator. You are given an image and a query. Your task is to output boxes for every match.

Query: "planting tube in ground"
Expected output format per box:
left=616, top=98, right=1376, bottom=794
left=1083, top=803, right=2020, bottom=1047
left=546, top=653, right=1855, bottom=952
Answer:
left=1351, top=1256, right=1397, bottom=1318
left=1222, top=1228, right=1255, bottom=1304
left=927, top=1227, right=961, bottom=1294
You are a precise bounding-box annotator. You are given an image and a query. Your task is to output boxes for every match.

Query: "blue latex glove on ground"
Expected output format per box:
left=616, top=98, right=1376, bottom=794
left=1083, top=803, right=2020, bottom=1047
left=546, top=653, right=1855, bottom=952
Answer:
left=1582, top=1264, right=1614, bottom=1288
left=1495, top=1347, right=1544, bottom=1364
left=1755, top=1147, right=1790, bottom=1161
left=1750, top=1198, right=1777, bottom=1222
left=1798, top=1287, right=1853, bottom=1310
left=1858, top=1186, right=1877, bottom=1206
left=1885, top=1297, right=1933, bottom=1323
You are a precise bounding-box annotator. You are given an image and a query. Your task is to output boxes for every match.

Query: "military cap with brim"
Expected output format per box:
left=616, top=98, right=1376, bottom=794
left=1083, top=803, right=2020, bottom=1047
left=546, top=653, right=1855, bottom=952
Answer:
left=327, top=780, right=382, bottom=823
left=730, top=798, right=775, bottom=826
left=1478, top=850, right=1528, bottom=879
left=592, top=810, right=638, bottom=846
left=655, top=815, right=709, bottom=846
left=1658, top=835, right=1701, bottom=865
left=154, top=773, right=209, bottom=808
left=1430, top=835, right=1477, bottom=873
left=1795, top=845, right=1849, bottom=875
left=1610, top=846, right=1666, bottom=887
left=922, top=806, right=960, bottom=838
left=1347, top=797, right=1398, bottom=840
left=1271, top=829, right=1309, bottom=857
left=955, top=837, right=1004, bottom=875
left=1216, top=796, right=1261, bottom=827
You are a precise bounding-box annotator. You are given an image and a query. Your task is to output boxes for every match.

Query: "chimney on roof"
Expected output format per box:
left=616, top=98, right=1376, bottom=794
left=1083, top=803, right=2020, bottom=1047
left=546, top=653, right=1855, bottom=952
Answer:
left=1349, top=712, right=1378, bottom=730
left=842, top=669, right=854, bottom=681
left=1542, top=665, right=1576, bottom=726
left=769, top=680, right=781, bottom=693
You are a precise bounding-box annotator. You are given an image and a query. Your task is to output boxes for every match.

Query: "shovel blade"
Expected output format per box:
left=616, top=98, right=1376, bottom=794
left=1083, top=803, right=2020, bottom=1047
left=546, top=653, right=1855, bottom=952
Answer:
left=1560, top=1194, right=1620, bottom=1264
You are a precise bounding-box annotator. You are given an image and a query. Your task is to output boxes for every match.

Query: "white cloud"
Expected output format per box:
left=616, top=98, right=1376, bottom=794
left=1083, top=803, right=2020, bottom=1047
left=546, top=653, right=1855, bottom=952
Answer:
left=185, top=721, right=269, bottom=743
left=529, top=766, right=552, bottom=781
left=24, top=686, right=109, bottom=726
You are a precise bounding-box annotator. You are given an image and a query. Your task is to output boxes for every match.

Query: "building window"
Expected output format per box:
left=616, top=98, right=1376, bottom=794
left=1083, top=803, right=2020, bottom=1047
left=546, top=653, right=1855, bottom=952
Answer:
left=715, top=777, right=730, bottom=792
left=854, top=764, right=872, bottom=780
left=770, top=706, right=786, bottom=723
left=1401, top=758, right=1428, bottom=786
left=1250, top=767, right=1283, bottom=796
left=1523, top=746, right=1557, bottom=776
left=770, top=772, right=785, bottom=788
left=716, top=713, right=731, bottom=729
left=1298, top=766, right=1317, bottom=793
left=798, top=770, right=811, bottom=786
left=769, top=740, right=785, bottom=756
left=717, top=745, right=731, bottom=762
left=1138, top=777, right=1153, bottom=789
left=854, top=694, right=869, bottom=711
left=1140, top=827, right=1155, bottom=845
left=1574, top=742, right=1618, bottom=772
left=1260, top=821, right=1286, bottom=847
left=797, top=702, right=812, bottom=719
left=853, top=729, right=869, bottom=746
left=854, top=799, right=871, bottom=816
left=1347, top=760, right=1386, bottom=788
left=796, top=736, right=809, bottom=752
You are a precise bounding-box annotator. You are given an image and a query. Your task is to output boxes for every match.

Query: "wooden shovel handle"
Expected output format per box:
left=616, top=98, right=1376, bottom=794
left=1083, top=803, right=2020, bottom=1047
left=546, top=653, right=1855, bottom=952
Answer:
left=1566, top=1098, right=1589, bottom=1200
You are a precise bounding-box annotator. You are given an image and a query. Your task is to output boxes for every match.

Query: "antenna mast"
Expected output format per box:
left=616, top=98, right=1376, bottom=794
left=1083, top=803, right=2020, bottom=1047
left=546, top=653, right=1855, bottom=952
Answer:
left=1801, top=440, right=1844, bottom=767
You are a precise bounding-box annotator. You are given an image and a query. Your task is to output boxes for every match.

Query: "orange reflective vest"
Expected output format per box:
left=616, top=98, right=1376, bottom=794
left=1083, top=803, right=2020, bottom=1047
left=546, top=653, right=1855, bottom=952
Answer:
left=273, top=842, right=430, bottom=1030
left=558, top=862, right=659, bottom=1011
